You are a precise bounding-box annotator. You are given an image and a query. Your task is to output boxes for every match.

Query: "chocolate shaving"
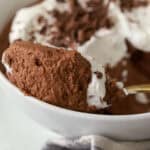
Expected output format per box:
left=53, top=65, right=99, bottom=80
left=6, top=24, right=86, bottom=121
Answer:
left=56, top=0, right=65, bottom=3
left=37, top=0, right=111, bottom=49
left=94, top=71, right=103, bottom=79
left=119, top=0, right=149, bottom=11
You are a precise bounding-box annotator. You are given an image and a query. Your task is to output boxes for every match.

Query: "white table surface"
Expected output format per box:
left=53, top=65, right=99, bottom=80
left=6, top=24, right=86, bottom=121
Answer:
left=0, top=84, right=60, bottom=150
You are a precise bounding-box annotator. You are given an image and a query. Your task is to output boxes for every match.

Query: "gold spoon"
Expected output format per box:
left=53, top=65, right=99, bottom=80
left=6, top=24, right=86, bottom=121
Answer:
left=126, top=84, right=150, bottom=94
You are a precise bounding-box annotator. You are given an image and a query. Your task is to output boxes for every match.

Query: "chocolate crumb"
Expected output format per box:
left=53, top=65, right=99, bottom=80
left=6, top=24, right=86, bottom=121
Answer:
left=34, top=0, right=111, bottom=49
left=119, top=0, right=149, bottom=11
left=94, top=71, right=103, bottom=79
left=37, top=16, right=47, bottom=24
left=89, top=95, right=94, bottom=98
left=56, top=0, right=65, bottom=3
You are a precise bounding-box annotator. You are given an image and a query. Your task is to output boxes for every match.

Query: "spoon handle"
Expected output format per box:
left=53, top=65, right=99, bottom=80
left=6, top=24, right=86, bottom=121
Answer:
left=126, top=84, right=150, bottom=94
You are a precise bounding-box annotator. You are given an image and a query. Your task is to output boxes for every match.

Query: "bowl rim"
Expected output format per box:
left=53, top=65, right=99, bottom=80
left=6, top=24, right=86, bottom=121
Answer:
left=1, top=70, right=150, bottom=121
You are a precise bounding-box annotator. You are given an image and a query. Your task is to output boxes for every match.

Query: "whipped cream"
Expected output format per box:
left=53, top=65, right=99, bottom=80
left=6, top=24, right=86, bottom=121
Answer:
left=124, top=5, right=150, bottom=52
left=86, top=57, right=108, bottom=109
left=9, top=0, right=129, bottom=67
left=78, top=0, right=109, bottom=12
left=113, top=0, right=150, bottom=52
left=79, top=1, right=150, bottom=67
left=78, top=2, right=129, bottom=67
left=9, top=0, right=70, bottom=46
left=2, top=53, right=12, bottom=73
left=78, top=0, right=90, bottom=10
left=9, top=0, right=150, bottom=66
left=135, top=93, right=149, bottom=104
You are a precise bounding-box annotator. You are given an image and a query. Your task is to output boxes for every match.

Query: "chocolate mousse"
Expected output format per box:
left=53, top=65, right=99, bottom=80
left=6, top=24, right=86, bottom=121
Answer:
left=3, top=41, right=133, bottom=114
left=127, top=41, right=150, bottom=77
left=3, top=41, right=95, bottom=112
left=0, top=0, right=150, bottom=115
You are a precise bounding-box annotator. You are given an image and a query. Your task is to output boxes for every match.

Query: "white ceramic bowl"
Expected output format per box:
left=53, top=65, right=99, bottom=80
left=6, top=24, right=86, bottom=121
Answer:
left=1, top=0, right=150, bottom=141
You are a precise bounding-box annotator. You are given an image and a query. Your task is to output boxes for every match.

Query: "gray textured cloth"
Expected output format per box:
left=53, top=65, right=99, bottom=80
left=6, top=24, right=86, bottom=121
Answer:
left=43, top=136, right=150, bottom=150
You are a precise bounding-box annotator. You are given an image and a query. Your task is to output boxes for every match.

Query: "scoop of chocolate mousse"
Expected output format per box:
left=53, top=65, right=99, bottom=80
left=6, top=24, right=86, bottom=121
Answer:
left=3, top=41, right=97, bottom=112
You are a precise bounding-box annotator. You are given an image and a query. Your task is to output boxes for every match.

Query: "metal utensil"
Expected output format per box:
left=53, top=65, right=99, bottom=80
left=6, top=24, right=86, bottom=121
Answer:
left=126, top=84, right=150, bottom=94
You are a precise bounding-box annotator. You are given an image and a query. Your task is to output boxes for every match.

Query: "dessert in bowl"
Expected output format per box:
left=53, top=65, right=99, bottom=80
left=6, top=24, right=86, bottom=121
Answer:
left=0, top=0, right=150, bottom=140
